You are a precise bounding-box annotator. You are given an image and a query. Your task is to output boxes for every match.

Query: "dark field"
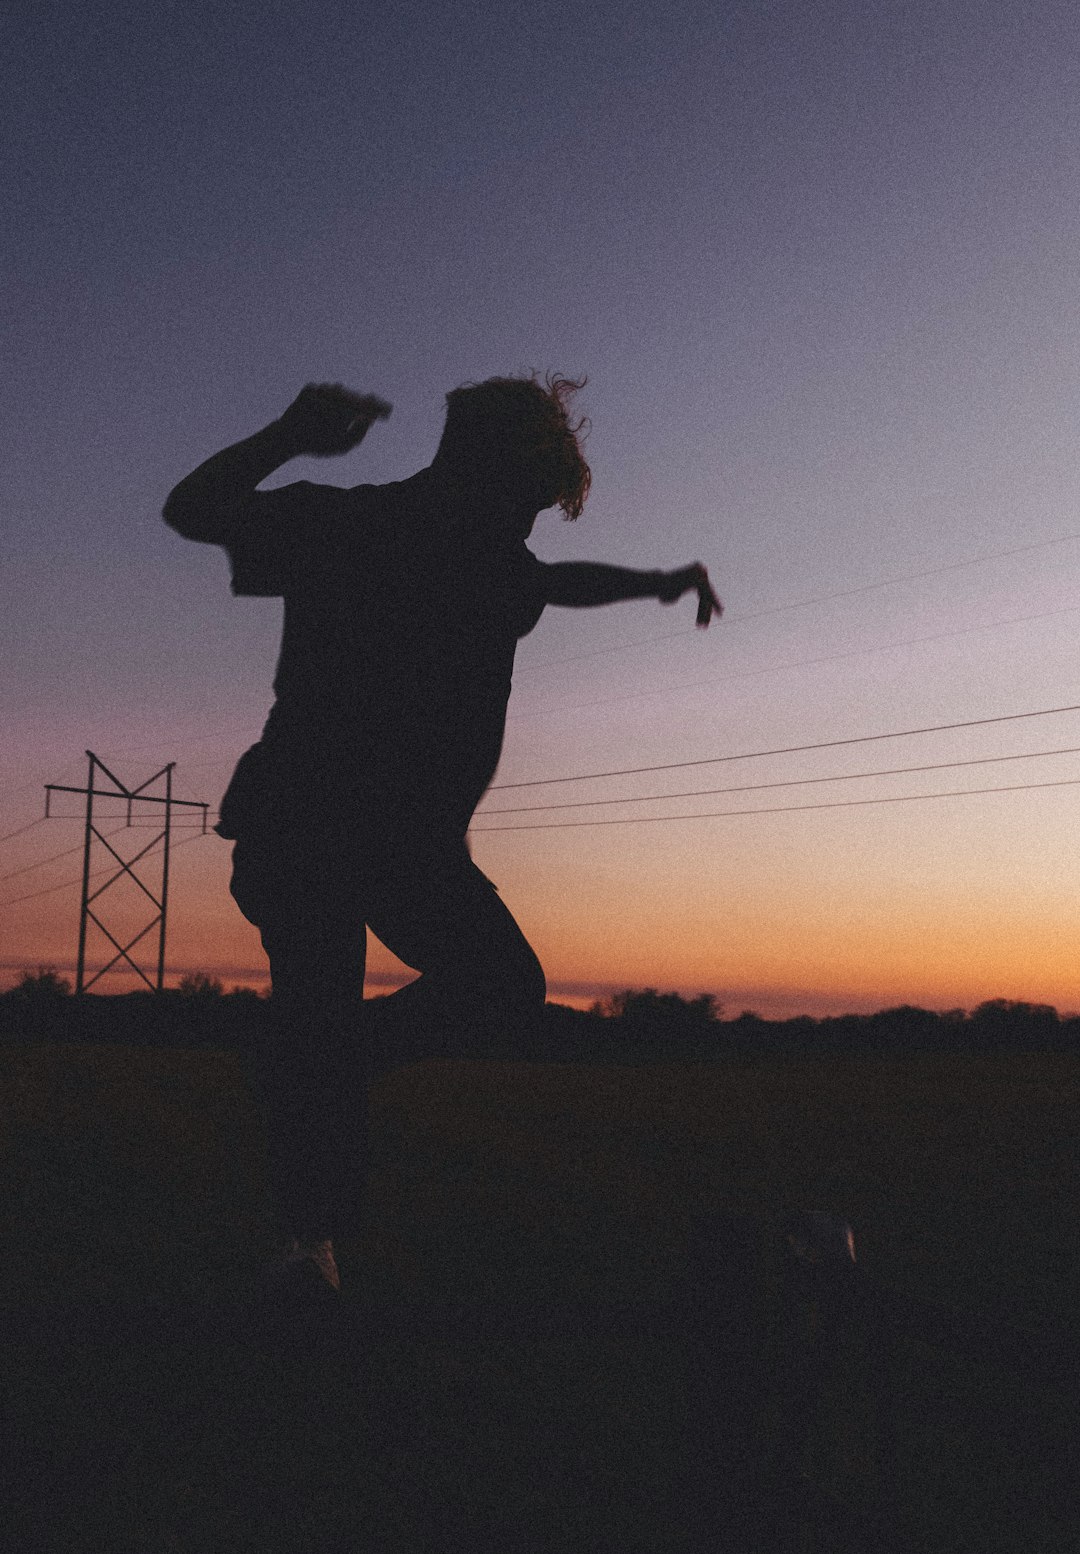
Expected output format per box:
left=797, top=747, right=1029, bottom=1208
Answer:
left=2, top=1040, right=1076, bottom=1551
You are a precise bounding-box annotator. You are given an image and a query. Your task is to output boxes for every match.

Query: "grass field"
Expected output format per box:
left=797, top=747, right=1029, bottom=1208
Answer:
left=2, top=1039, right=1076, bottom=1551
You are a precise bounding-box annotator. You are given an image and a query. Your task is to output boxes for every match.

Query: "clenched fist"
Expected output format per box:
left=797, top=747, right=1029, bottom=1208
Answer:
left=278, top=383, right=392, bottom=457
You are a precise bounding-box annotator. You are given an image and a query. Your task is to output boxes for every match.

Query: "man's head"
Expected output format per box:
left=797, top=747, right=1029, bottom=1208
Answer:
left=434, top=373, right=591, bottom=521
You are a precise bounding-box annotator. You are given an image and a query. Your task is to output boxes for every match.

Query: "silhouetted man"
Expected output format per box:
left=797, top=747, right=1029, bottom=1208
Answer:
left=164, top=375, right=721, bottom=1293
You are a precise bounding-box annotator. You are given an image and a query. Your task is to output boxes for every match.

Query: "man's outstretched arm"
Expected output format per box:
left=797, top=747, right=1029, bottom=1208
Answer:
left=162, top=384, right=391, bottom=543
left=543, top=561, right=723, bottom=626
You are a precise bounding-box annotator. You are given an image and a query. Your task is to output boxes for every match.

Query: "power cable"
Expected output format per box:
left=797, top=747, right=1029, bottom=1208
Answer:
left=0, top=830, right=211, bottom=911
left=1, top=870, right=115, bottom=912
left=0, top=823, right=141, bottom=887
left=470, top=775, right=1080, bottom=833
left=725, top=532, right=1080, bottom=624
left=488, top=701, right=1080, bottom=792
left=511, top=603, right=1080, bottom=722
left=478, top=743, right=1080, bottom=816
left=517, top=526, right=1080, bottom=676
left=0, top=840, right=90, bottom=887
left=518, top=627, right=693, bottom=675
left=0, top=817, right=47, bottom=847
left=0, top=758, right=85, bottom=813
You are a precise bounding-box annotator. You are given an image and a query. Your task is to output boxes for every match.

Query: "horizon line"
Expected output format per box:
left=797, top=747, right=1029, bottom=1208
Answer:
left=1, top=959, right=1076, bottom=1022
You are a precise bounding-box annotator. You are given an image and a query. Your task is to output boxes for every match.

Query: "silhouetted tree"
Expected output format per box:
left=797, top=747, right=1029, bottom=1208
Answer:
left=176, top=972, right=225, bottom=1000
left=11, top=967, right=72, bottom=999
left=590, top=988, right=722, bottom=1053
left=0, top=967, right=73, bottom=1040
left=867, top=1005, right=944, bottom=1052
left=776, top=1015, right=817, bottom=1051
left=966, top=999, right=1059, bottom=1053
left=599, top=988, right=720, bottom=1024
left=816, top=1013, right=866, bottom=1053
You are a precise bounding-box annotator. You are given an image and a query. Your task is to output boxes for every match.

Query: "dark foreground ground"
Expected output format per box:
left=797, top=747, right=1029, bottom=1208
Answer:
left=2, top=1043, right=1076, bottom=1552
left=6, top=1254, right=707, bottom=1553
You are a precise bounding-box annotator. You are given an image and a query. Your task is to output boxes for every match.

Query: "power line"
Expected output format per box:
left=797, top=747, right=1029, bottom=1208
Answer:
left=0, top=824, right=137, bottom=892
left=0, top=864, right=127, bottom=912
left=0, top=817, right=47, bottom=847
left=517, top=526, right=1080, bottom=676
left=511, top=602, right=1080, bottom=722
left=0, top=758, right=84, bottom=814
left=0, top=808, right=198, bottom=882
left=518, top=627, right=693, bottom=675
left=726, top=532, right=1080, bottom=625
left=478, top=743, right=1080, bottom=816
left=489, top=701, right=1080, bottom=792
left=0, top=816, right=213, bottom=884
left=0, top=830, right=211, bottom=912
left=0, top=839, right=91, bottom=886
left=470, top=775, right=1080, bottom=833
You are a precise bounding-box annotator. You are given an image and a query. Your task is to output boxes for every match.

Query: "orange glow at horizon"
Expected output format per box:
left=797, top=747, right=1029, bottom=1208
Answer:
left=7, top=774, right=1080, bottom=1021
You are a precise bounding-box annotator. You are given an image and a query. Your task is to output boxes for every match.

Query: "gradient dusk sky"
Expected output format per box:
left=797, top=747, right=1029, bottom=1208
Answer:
left=5, top=0, right=1080, bottom=1015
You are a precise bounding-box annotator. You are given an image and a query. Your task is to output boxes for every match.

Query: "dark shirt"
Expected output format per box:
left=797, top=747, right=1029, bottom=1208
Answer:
left=216, top=468, right=547, bottom=841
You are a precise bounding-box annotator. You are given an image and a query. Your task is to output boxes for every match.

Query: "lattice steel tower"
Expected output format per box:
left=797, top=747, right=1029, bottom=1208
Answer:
left=45, top=751, right=209, bottom=993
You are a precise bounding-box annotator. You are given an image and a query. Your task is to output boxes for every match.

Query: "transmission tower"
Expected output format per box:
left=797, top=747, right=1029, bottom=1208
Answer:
left=45, top=751, right=209, bottom=994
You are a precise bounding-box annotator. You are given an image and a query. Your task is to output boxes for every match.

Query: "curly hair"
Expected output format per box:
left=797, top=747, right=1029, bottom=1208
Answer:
left=438, top=373, right=592, bottom=520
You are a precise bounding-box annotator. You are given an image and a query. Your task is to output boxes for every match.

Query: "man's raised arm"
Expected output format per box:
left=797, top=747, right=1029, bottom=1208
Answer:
left=162, top=384, right=391, bottom=543
left=543, top=560, right=722, bottom=627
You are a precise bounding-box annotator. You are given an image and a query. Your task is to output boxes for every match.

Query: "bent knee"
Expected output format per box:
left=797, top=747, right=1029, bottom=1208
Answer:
left=512, top=945, right=547, bottom=1014
left=467, top=935, right=545, bottom=1020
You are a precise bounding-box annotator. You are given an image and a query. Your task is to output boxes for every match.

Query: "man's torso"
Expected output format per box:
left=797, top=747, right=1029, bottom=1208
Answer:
left=218, top=469, right=546, bottom=840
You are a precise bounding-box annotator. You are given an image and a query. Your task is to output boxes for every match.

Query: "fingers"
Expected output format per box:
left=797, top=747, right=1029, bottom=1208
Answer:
left=339, top=389, right=393, bottom=423
left=347, top=399, right=392, bottom=448
left=359, top=393, right=393, bottom=421
left=347, top=400, right=393, bottom=434
left=298, top=384, right=393, bottom=420
left=690, top=563, right=723, bottom=627
left=283, top=383, right=393, bottom=455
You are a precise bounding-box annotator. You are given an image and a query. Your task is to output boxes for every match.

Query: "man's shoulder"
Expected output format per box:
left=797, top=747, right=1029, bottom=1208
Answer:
left=284, top=478, right=379, bottom=510
left=347, top=469, right=432, bottom=502
left=273, top=478, right=412, bottom=537
left=269, top=476, right=400, bottom=506
left=341, top=469, right=436, bottom=525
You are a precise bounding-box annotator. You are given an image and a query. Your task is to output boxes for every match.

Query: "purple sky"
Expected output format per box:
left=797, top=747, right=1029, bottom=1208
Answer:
left=5, top=1, right=1080, bottom=1012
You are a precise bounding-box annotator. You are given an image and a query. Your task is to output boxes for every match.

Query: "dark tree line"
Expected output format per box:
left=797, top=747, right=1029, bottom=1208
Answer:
left=0, top=969, right=265, bottom=1046
left=585, top=990, right=1075, bottom=1058
left=0, top=970, right=1075, bottom=1057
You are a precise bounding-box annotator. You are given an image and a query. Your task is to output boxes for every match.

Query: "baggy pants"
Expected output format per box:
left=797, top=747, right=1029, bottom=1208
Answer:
left=228, top=826, right=547, bottom=1240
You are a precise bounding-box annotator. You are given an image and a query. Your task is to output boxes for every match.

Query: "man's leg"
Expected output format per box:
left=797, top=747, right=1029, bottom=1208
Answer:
left=230, top=834, right=370, bottom=1246
left=362, top=842, right=547, bottom=1075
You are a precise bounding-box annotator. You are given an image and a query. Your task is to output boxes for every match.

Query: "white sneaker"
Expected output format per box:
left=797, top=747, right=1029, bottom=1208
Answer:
left=280, top=1237, right=341, bottom=1292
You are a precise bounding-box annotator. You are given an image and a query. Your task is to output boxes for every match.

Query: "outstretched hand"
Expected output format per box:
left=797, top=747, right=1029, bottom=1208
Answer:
left=659, top=562, right=723, bottom=627
left=278, top=383, right=392, bottom=457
